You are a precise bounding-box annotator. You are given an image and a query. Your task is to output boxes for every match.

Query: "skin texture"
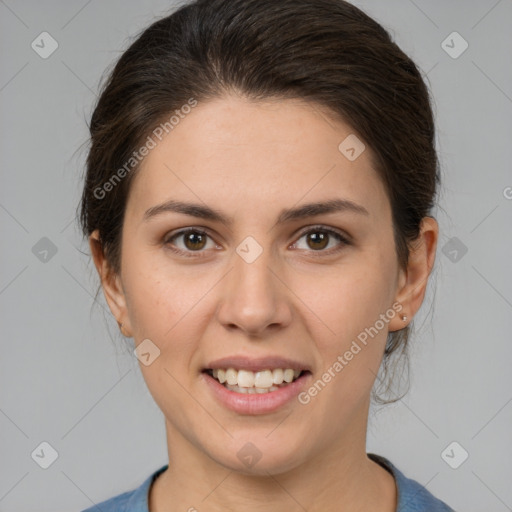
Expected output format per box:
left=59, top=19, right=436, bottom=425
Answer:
left=90, top=95, right=438, bottom=511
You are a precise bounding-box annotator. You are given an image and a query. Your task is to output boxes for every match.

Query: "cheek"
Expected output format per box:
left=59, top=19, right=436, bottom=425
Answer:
left=305, top=252, right=398, bottom=404
left=121, top=264, right=205, bottom=397
left=316, top=255, right=397, bottom=338
left=121, top=251, right=209, bottom=344
left=304, top=270, right=395, bottom=417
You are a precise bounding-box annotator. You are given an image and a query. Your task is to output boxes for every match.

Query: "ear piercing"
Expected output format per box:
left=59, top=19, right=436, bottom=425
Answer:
left=401, top=314, right=408, bottom=322
left=118, top=321, right=127, bottom=336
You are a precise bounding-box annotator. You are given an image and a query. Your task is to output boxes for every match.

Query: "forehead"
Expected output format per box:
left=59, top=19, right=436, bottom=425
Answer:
left=125, top=95, right=390, bottom=224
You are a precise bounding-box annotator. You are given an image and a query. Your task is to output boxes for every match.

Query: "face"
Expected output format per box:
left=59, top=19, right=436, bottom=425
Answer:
left=92, top=95, right=433, bottom=475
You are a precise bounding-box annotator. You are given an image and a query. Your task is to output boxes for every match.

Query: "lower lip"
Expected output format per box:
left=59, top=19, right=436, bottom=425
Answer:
left=202, top=371, right=311, bottom=415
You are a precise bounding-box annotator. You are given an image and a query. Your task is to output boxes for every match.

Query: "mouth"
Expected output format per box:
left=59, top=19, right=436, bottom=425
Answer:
left=202, top=368, right=310, bottom=394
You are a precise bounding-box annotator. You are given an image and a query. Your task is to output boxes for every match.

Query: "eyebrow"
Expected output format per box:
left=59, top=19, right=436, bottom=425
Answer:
left=143, top=198, right=369, bottom=226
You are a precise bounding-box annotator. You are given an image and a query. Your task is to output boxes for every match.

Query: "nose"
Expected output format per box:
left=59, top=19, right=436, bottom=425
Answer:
left=216, top=243, right=293, bottom=337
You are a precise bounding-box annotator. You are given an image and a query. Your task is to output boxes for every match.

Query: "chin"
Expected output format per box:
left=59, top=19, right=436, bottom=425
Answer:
left=204, top=432, right=311, bottom=476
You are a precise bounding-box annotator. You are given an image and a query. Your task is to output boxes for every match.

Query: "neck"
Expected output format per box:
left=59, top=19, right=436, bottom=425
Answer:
left=150, top=406, right=396, bottom=512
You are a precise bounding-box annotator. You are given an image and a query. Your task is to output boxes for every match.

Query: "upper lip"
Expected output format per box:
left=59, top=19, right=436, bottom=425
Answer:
left=204, top=356, right=312, bottom=373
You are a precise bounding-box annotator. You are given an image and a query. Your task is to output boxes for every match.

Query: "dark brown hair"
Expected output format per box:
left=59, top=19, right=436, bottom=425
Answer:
left=78, top=0, right=439, bottom=402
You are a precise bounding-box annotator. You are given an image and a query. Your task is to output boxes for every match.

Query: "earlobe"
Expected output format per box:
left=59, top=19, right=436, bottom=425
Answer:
left=89, top=230, right=133, bottom=337
left=388, top=217, right=438, bottom=332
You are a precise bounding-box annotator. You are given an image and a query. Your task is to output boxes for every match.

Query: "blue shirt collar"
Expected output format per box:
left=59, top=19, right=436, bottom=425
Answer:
left=103, top=454, right=453, bottom=511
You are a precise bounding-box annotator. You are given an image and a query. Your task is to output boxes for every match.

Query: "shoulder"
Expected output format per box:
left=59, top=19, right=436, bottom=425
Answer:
left=81, top=489, right=133, bottom=512
left=368, top=453, right=456, bottom=512
left=80, top=465, right=168, bottom=512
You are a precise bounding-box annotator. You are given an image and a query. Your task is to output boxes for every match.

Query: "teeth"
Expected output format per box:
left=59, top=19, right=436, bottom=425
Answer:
left=226, top=384, right=283, bottom=394
left=283, top=369, right=295, bottom=383
left=225, top=368, right=238, bottom=385
left=217, top=369, right=226, bottom=384
left=210, top=367, right=303, bottom=390
left=254, top=370, right=273, bottom=388
left=237, top=370, right=255, bottom=387
left=272, top=368, right=284, bottom=384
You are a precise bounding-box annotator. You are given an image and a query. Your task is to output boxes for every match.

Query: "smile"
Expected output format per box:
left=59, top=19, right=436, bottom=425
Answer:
left=205, top=368, right=305, bottom=394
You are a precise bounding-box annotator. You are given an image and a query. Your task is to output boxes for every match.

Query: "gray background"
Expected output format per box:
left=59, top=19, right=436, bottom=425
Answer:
left=1, top=0, right=511, bottom=510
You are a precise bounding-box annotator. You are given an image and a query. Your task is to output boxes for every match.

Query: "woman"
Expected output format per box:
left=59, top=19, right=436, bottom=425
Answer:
left=79, top=0, right=454, bottom=510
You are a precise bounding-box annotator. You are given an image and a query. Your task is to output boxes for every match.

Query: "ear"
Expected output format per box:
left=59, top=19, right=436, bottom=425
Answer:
left=89, top=229, right=133, bottom=337
left=388, top=217, right=438, bottom=332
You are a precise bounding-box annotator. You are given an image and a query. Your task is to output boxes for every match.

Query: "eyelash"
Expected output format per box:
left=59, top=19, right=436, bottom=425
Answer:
left=163, top=225, right=351, bottom=259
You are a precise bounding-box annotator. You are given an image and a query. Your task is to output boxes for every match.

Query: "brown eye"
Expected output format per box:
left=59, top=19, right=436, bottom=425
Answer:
left=305, top=231, right=329, bottom=250
left=292, top=227, right=350, bottom=254
left=164, top=229, right=216, bottom=257
left=182, top=231, right=207, bottom=250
